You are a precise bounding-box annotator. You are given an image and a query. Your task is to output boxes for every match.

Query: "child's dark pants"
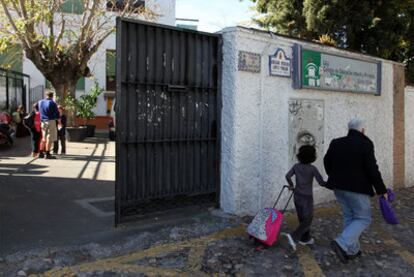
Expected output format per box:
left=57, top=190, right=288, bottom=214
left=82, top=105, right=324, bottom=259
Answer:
left=290, top=193, right=314, bottom=242
left=53, top=134, right=66, bottom=154
left=30, top=128, right=41, bottom=153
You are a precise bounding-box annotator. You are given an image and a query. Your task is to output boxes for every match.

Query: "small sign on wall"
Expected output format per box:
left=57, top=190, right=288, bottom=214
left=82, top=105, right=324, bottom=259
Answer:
left=269, top=48, right=291, bottom=77
left=238, top=51, right=261, bottom=73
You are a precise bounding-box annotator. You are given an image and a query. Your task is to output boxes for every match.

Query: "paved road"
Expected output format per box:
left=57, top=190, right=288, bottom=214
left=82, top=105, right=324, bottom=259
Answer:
left=0, top=136, right=116, bottom=255
left=1, top=187, right=413, bottom=276
left=2, top=137, right=414, bottom=276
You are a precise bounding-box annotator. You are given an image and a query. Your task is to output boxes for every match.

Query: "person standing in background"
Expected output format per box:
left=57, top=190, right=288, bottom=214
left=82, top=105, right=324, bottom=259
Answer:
left=53, top=105, right=67, bottom=155
left=38, top=91, right=59, bottom=159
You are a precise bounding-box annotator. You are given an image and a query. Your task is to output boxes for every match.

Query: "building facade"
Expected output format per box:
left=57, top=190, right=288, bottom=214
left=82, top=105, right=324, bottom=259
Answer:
left=0, top=0, right=176, bottom=121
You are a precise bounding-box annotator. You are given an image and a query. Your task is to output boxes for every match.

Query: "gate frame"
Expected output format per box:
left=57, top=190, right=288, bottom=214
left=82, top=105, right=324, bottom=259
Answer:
left=114, top=17, right=223, bottom=225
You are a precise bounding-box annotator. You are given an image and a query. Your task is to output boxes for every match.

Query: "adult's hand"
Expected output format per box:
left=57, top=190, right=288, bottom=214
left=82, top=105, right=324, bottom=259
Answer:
left=382, top=193, right=388, bottom=201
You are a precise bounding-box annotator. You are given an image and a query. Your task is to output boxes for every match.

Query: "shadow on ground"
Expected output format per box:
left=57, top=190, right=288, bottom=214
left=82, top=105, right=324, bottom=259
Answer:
left=0, top=175, right=114, bottom=255
left=0, top=136, right=32, bottom=158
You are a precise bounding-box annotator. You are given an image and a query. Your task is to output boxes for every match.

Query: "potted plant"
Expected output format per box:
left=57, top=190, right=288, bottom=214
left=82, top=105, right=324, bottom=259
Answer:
left=64, top=95, right=88, bottom=142
left=77, top=82, right=103, bottom=137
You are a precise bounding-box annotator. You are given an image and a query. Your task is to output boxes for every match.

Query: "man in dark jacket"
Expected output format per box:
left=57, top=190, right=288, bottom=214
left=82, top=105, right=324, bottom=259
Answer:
left=324, top=119, right=388, bottom=263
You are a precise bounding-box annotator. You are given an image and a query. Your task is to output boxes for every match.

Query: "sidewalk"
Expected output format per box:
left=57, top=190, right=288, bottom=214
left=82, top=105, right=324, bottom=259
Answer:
left=1, top=185, right=414, bottom=276
left=0, top=136, right=116, bottom=255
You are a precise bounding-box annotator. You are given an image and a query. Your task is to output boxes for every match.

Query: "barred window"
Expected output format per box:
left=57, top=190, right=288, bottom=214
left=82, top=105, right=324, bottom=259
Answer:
left=106, top=0, right=145, bottom=12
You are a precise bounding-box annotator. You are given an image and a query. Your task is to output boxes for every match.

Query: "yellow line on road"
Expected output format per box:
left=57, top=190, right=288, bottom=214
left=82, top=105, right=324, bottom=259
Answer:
left=187, top=244, right=207, bottom=273
left=32, top=226, right=246, bottom=276
left=376, top=227, right=414, bottom=268
left=297, top=246, right=325, bottom=277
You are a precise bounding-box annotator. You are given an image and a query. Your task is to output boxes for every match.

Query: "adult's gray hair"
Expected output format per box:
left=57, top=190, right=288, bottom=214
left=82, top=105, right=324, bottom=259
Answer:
left=348, top=118, right=364, bottom=131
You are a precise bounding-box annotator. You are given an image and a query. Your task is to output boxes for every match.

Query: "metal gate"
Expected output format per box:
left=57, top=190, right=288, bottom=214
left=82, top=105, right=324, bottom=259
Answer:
left=115, top=18, right=222, bottom=224
left=29, top=85, right=44, bottom=109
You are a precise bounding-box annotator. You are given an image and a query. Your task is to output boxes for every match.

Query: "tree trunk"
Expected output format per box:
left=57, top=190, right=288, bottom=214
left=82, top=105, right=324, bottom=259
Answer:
left=53, top=81, right=77, bottom=127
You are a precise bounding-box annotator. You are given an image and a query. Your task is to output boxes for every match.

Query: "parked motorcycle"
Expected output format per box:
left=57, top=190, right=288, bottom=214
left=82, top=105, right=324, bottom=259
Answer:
left=0, top=112, right=15, bottom=146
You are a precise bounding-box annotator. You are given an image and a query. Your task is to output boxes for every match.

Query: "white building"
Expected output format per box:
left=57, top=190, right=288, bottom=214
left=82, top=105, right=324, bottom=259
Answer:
left=1, top=0, right=176, bottom=120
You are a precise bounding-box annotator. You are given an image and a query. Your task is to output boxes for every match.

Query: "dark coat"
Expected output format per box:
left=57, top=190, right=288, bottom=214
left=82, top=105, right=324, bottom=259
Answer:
left=323, top=129, right=387, bottom=196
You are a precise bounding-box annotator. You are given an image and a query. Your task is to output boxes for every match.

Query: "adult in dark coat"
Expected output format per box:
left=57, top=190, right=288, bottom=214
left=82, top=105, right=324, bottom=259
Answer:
left=324, top=119, right=388, bottom=263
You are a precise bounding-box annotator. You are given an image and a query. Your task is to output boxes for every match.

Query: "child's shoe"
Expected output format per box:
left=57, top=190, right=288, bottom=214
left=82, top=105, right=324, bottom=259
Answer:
left=299, top=238, right=315, bottom=245
left=283, top=233, right=297, bottom=251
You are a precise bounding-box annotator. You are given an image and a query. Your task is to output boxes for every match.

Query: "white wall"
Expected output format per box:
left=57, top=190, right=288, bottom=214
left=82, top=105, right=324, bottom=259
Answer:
left=406, top=86, right=414, bottom=187
left=220, top=27, right=395, bottom=216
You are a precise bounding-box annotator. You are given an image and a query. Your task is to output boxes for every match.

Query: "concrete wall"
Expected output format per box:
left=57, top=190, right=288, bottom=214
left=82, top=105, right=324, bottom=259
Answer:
left=22, top=0, right=176, bottom=115
left=406, top=86, right=414, bottom=187
left=220, top=27, right=396, bottom=216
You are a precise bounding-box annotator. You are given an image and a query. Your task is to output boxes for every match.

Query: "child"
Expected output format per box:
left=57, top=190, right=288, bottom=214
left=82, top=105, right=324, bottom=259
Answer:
left=53, top=105, right=67, bottom=155
left=27, top=103, right=42, bottom=157
left=284, top=144, right=326, bottom=251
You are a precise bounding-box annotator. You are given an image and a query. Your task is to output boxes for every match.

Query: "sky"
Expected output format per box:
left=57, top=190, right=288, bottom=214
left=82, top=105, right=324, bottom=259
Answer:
left=176, top=0, right=257, bottom=33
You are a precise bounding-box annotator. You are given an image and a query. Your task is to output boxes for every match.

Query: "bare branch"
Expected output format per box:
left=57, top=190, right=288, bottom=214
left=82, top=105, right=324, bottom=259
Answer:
left=10, top=1, right=23, bottom=18
left=79, top=0, right=99, bottom=45
left=18, top=0, right=28, bottom=19
left=0, top=0, right=28, bottom=48
left=54, top=14, right=65, bottom=49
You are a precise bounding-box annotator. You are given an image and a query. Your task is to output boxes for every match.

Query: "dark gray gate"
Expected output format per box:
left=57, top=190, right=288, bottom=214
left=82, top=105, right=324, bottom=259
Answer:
left=29, top=85, right=44, bottom=109
left=115, top=18, right=222, bottom=224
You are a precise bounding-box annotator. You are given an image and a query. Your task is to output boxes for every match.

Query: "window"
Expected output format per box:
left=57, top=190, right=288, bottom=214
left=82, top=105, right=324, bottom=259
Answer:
left=59, top=0, right=84, bottom=14
left=106, top=0, right=145, bottom=12
left=106, top=50, right=116, bottom=91
left=0, top=44, right=23, bottom=72
left=45, top=77, right=85, bottom=91
left=76, top=77, right=85, bottom=91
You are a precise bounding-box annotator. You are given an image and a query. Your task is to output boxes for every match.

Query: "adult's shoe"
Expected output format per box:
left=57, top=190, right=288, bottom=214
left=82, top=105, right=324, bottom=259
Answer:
left=347, top=250, right=362, bottom=260
left=330, top=240, right=348, bottom=264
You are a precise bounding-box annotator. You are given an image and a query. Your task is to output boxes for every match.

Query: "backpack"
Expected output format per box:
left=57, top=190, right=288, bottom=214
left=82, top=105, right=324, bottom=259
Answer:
left=23, top=112, right=35, bottom=130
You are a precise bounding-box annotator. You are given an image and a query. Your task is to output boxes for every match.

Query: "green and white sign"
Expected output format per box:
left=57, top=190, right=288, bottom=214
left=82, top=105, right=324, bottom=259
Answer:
left=301, top=49, right=380, bottom=94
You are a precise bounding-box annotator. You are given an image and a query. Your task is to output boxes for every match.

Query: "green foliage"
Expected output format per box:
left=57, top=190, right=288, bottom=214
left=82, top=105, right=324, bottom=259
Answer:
left=76, top=82, right=103, bottom=123
left=252, top=0, right=414, bottom=83
left=63, top=94, right=77, bottom=113
left=0, top=43, right=22, bottom=71
left=63, top=82, right=102, bottom=126
left=318, top=34, right=336, bottom=47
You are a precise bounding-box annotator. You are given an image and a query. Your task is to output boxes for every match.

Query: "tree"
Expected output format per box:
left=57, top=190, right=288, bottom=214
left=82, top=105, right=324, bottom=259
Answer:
left=252, top=0, right=414, bottom=83
left=0, top=0, right=157, bottom=124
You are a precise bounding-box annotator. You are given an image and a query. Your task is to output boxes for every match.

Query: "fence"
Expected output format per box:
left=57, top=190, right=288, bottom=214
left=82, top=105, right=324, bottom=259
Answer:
left=29, top=85, right=44, bottom=109
left=0, top=68, right=30, bottom=112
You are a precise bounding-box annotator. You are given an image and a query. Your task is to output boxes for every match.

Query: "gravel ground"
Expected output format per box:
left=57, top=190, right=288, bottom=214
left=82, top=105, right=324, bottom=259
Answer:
left=1, top=187, right=414, bottom=277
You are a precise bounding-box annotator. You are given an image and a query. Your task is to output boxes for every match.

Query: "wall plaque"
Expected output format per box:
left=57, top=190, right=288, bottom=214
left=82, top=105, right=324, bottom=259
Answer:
left=238, top=51, right=261, bottom=73
left=269, top=48, right=291, bottom=77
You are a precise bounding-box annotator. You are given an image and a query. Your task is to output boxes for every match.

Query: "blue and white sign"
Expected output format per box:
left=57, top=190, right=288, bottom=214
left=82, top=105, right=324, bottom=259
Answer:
left=269, top=48, right=291, bottom=77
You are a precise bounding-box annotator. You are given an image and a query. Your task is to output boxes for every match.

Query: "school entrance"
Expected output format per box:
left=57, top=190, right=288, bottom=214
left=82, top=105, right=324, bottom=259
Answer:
left=115, top=19, right=222, bottom=224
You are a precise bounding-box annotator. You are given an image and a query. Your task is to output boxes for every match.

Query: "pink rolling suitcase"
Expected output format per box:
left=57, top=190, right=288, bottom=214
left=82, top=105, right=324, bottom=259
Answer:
left=247, top=185, right=293, bottom=246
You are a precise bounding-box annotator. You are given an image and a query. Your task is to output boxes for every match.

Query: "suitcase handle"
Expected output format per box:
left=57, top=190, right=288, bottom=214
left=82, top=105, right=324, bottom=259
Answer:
left=273, top=185, right=294, bottom=214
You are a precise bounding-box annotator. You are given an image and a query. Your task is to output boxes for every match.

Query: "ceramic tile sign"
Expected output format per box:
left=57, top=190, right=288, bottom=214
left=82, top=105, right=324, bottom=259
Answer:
left=269, top=48, right=291, bottom=77
left=301, top=49, right=381, bottom=94
left=288, top=99, right=325, bottom=169
left=238, top=51, right=261, bottom=73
